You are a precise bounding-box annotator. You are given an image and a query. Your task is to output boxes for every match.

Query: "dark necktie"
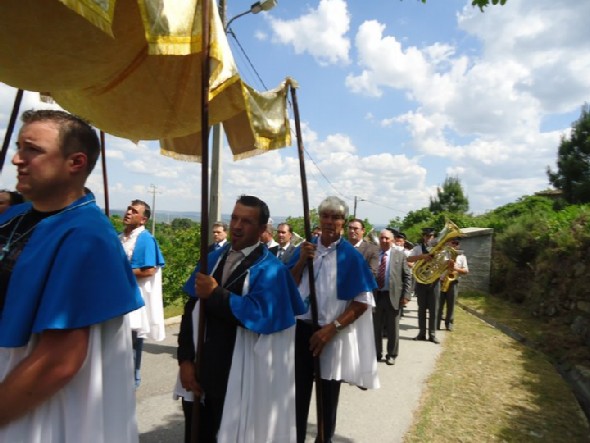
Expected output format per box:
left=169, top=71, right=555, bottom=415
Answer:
left=277, top=247, right=284, bottom=259
left=377, top=251, right=387, bottom=289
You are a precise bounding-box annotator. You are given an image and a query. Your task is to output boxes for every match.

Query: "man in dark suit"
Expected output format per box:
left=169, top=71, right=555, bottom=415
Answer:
left=347, top=218, right=379, bottom=278
left=373, top=229, right=412, bottom=365
left=208, top=221, right=228, bottom=252
left=269, top=222, right=297, bottom=264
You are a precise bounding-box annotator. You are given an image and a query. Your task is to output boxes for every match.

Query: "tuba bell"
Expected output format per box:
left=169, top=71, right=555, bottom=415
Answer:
left=412, top=219, right=462, bottom=285
left=441, top=270, right=458, bottom=292
left=364, top=228, right=380, bottom=246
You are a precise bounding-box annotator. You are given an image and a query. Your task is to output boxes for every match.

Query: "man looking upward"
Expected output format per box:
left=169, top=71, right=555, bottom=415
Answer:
left=120, top=199, right=166, bottom=388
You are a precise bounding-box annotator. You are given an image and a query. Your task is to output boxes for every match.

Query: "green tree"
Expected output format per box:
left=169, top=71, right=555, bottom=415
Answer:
left=429, top=176, right=469, bottom=214
left=110, top=214, right=124, bottom=232
left=547, top=104, right=590, bottom=204
left=421, top=0, right=507, bottom=11
left=171, top=218, right=197, bottom=230
left=401, top=207, right=432, bottom=229
left=285, top=209, right=319, bottom=240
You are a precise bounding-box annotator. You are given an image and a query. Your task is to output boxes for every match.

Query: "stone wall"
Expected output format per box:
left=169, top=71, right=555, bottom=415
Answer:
left=458, top=227, right=494, bottom=294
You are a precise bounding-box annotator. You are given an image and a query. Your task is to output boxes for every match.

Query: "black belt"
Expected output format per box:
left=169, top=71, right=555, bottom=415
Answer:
left=376, top=290, right=389, bottom=294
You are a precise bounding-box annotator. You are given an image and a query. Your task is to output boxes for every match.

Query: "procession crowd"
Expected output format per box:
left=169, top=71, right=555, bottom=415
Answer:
left=0, top=109, right=467, bottom=442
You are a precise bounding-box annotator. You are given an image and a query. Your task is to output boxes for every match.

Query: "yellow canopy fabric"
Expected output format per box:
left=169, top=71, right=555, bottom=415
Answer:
left=0, top=0, right=291, bottom=161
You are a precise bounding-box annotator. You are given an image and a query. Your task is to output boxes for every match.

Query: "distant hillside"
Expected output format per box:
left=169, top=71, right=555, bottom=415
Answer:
left=110, top=209, right=289, bottom=225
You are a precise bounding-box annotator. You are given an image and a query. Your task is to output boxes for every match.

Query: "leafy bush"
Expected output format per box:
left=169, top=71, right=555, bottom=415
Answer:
left=111, top=218, right=202, bottom=307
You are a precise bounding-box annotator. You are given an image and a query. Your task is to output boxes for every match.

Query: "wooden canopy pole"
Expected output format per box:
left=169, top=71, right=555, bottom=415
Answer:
left=289, top=82, right=325, bottom=443
left=191, top=0, right=212, bottom=441
left=99, top=130, right=110, bottom=216
left=0, top=88, right=24, bottom=173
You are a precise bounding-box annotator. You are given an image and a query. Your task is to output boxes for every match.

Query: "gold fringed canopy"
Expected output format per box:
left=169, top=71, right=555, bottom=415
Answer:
left=0, top=0, right=292, bottom=161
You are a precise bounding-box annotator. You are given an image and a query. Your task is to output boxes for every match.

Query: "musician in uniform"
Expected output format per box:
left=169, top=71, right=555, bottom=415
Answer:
left=438, top=238, right=469, bottom=332
left=408, top=227, right=440, bottom=344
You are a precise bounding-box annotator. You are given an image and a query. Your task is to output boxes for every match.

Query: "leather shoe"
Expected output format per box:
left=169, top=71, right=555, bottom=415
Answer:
left=446, top=323, right=454, bottom=332
left=429, top=336, right=440, bottom=344
left=376, top=354, right=383, bottom=362
left=413, top=334, right=427, bottom=341
left=385, top=356, right=396, bottom=366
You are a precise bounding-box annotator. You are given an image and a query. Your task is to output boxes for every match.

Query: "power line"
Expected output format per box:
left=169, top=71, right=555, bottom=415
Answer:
left=225, top=28, right=404, bottom=217
left=227, top=28, right=269, bottom=91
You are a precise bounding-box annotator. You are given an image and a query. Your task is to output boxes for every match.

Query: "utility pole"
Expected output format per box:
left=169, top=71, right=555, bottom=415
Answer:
left=149, top=184, right=157, bottom=235
left=208, top=1, right=276, bottom=244
left=208, top=0, right=226, bottom=244
left=353, top=195, right=365, bottom=219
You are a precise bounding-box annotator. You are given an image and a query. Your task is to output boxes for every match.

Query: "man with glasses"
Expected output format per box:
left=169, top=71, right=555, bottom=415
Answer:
left=347, top=218, right=379, bottom=278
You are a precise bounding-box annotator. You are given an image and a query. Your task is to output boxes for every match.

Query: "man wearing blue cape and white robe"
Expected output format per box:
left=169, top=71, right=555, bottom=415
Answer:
left=289, top=196, right=380, bottom=443
left=120, top=199, right=166, bottom=388
left=174, top=195, right=305, bottom=443
left=0, top=110, right=143, bottom=442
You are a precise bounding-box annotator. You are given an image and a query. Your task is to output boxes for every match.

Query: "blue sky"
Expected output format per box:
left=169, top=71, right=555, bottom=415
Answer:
left=1, top=0, right=589, bottom=225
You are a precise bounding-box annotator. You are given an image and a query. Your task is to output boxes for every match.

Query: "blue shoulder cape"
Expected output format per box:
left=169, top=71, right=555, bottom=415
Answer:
left=130, top=230, right=165, bottom=268
left=0, top=193, right=144, bottom=347
left=287, top=238, right=377, bottom=301
left=184, top=244, right=305, bottom=334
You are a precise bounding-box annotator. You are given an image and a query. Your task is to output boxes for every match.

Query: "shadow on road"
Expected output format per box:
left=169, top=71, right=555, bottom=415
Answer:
left=143, top=342, right=177, bottom=357
left=140, top=412, right=185, bottom=442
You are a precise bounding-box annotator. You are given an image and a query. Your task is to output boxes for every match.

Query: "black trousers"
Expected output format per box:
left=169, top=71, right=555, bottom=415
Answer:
left=415, top=281, right=440, bottom=338
left=181, top=396, right=224, bottom=443
left=295, top=320, right=342, bottom=443
left=438, top=281, right=458, bottom=328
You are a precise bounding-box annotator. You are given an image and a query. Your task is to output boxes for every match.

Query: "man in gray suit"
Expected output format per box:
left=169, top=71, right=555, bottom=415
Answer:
left=270, top=222, right=297, bottom=264
left=373, top=229, right=412, bottom=365
left=347, top=218, right=379, bottom=278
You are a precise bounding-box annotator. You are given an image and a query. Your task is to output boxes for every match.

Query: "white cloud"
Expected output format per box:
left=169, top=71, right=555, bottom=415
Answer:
left=106, top=150, right=125, bottom=160
left=341, top=0, right=590, bottom=217
left=1, top=1, right=587, bottom=225
left=269, top=0, right=351, bottom=66
left=254, top=30, right=267, bottom=41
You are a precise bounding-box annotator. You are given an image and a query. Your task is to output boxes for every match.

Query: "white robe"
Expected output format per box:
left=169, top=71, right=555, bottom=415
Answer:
left=173, top=282, right=297, bottom=442
left=297, top=239, right=380, bottom=389
left=120, top=227, right=165, bottom=341
left=0, top=316, right=138, bottom=443
left=128, top=267, right=165, bottom=341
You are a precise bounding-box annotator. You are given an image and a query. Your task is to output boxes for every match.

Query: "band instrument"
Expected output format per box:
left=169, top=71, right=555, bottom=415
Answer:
left=413, top=219, right=461, bottom=285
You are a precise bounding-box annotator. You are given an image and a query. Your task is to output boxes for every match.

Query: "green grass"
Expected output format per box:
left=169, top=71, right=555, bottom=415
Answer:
left=164, top=297, right=184, bottom=319
left=405, top=292, right=590, bottom=442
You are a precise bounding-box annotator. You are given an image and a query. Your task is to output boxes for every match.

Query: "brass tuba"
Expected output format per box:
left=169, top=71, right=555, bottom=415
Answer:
left=413, top=219, right=462, bottom=285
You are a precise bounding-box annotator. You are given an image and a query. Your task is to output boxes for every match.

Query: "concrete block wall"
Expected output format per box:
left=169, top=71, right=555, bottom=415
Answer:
left=457, top=227, right=494, bottom=294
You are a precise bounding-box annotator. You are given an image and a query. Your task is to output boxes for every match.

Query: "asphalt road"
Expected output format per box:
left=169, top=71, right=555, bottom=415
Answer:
left=136, top=298, right=445, bottom=442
